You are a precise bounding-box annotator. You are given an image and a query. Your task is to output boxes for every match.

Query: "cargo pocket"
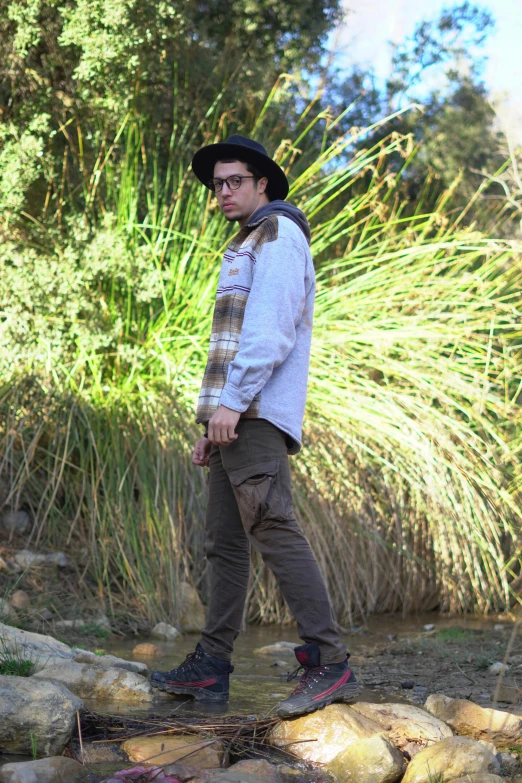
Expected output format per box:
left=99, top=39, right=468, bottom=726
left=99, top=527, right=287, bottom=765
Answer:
left=229, top=459, right=292, bottom=530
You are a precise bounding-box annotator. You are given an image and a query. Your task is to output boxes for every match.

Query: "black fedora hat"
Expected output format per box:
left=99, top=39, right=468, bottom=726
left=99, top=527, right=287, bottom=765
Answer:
left=192, top=135, right=289, bottom=201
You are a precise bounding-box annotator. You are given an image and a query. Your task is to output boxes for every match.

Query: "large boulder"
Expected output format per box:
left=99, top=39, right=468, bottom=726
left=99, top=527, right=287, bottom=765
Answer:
left=0, top=757, right=87, bottom=783
left=0, top=622, right=148, bottom=676
left=425, top=693, right=522, bottom=745
left=179, top=582, right=206, bottom=633
left=401, top=736, right=500, bottom=783
left=328, top=732, right=405, bottom=783
left=0, top=675, right=83, bottom=756
left=0, top=621, right=73, bottom=665
left=123, top=735, right=223, bottom=768
left=33, top=660, right=154, bottom=703
left=350, top=701, right=452, bottom=756
left=269, top=703, right=382, bottom=763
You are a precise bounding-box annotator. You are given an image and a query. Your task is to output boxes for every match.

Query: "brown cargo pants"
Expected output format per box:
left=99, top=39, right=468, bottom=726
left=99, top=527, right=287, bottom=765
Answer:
left=199, top=418, right=347, bottom=664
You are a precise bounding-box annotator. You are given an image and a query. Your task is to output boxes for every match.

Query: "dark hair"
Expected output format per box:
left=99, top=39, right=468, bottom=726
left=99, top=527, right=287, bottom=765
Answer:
left=215, top=158, right=271, bottom=199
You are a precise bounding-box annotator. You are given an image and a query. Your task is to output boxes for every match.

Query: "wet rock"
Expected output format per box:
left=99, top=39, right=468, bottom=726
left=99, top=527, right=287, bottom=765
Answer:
left=10, top=590, right=31, bottom=611
left=33, top=660, right=154, bottom=703
left=402, top=736, right=500, bottom=783
left=492, top=683, right=521, bottom=704
left=179, top=582, right=206, bottom=633
left=14, top=549, right=68, bottom=568
left=270, top=703, right=382, bottom=763
left=253, top=641, right=297, bottom=656
left=0, top=757, right=87, bottom=783
left=133, top=642, right=162, bottom=657
left=0, top=675, right=83, bottom=756
left=0, top=621, right=73, bottom=665
left=72, top=649, right=148, bottom=675
left=425, top=693, right=522, bottom=744
left=489, top=662, right=509, bottom=675
left=224, top=759, right=280, bottom=782
left=328, top=731, right=405, bottom=783
left=151, top=622, right=181, bottom=641
left=123, top=735, right=223, bottom=768
left=1, top=509, right=31, bottom=534
left=350, top=701, right=452, bottom=757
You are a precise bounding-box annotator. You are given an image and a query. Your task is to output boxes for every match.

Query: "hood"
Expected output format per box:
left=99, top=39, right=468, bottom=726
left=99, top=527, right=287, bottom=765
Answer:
left=246, top=200, right=311, bottom=245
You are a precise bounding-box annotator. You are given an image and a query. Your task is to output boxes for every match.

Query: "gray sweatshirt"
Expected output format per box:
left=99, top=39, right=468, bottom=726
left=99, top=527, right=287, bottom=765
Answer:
left=196, top=201, right=315, bottom=454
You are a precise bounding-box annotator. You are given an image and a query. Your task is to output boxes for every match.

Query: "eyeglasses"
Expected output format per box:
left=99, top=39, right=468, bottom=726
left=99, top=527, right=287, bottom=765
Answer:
left=208, top=175, right=255, bottom=192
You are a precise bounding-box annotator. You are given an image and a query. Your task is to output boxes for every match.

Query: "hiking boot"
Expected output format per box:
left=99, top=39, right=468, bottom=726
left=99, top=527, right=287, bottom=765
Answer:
left=276, top=643, right=359, bottom=718
left=150, top=643, right=233, bottom=702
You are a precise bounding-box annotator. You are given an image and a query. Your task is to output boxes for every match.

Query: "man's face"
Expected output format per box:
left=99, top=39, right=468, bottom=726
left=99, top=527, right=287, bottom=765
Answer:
left=213, top=160, right=268, bottom=225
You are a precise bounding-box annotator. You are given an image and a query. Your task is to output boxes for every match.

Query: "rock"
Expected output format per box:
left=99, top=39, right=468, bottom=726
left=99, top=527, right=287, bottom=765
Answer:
left=425, top=693, right=522, bottom=744
left=0, top=621, right=73, bottom=666
left=105, top=767, right=184, bottom=782
left=54, top=618, right=87, bottom=629
left=423, top=624, right=435, bottom=631
left=0, top=598, right=15, bottom=619
left=328, top=732, right=405, bottom=783
left=350, top=701, right=452, bottom=757
left=72, top=649, right=148, bottom=675
left=33, top=660, right=154, bottom=703
left=14, top=549, right=68, bottom=568
left=498, top=750, right=520, bottom=774
left=163, top=763, right=218, bottom=782
left=445, top=777, right=505, bottom=783
left=0, top=675, right=83, bottom=756
left=123, top=735, right=223, bottom=768
left=224, top=759, right=280, bottom=782
left=270, top=703, right=382, bottom=763
left=207, top=773, right=270, bottom=783
left=253, top=641, right=298, bottom=656
left=79, top=742, right=125, bottom=763
left=133, top=642, right=162, bottom=657
left=492, top=683, right=521, bottom=704
left=489, top=662, right=509, bottom=675
left=151, top=622, right=181, bottom=641
left=10, top=590, right=31, bottom=611
left=402, top=736, right=500, bottom=783
left=1, top=509, right=31, bottom=534
left=179, top=582, right=206, bottom=633
left=0, top=757, right=87, bottom=783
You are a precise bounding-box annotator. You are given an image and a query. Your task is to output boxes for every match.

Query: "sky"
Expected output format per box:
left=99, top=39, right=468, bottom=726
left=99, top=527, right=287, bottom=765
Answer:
left=331, top=0, right=522, bottom=142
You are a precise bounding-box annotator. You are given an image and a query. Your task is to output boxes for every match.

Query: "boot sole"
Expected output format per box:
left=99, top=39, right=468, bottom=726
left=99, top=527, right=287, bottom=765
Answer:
left=276, top=682, right=360, bottom=718
left=150, top=679, right=229, bottom=703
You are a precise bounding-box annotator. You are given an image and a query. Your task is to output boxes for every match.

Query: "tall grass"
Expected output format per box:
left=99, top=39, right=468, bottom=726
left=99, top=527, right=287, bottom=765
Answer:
left=1, top=81, right=521, bottom=625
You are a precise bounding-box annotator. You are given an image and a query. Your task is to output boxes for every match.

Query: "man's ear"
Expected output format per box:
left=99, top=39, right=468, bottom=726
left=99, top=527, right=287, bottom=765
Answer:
left=258, top=176, right=268, bottom=194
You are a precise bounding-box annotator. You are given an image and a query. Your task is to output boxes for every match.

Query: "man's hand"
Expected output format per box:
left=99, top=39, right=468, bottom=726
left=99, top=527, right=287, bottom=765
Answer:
left=192, top=436, right=211, bottom=467
left=208, top=405, right=240, bottom=446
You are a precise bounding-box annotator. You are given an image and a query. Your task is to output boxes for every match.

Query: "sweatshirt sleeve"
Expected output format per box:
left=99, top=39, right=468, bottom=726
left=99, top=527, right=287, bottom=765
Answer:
left=219, top=234, right=307, bottom=412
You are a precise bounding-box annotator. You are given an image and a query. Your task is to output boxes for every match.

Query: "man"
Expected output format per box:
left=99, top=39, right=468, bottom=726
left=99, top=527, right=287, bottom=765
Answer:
left=150, top=135, right=358, bottom=718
